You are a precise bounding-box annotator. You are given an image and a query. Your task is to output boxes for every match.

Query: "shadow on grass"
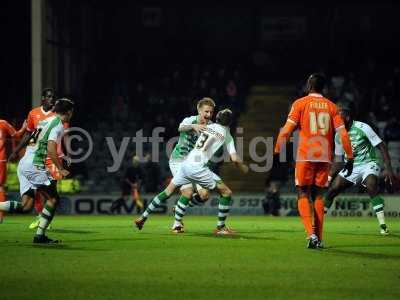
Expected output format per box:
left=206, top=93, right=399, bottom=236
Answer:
left=139, top=231, right=278, bottom=241
left=28, top=244, right=106, bottom=251
left=0, top=237, right=148, bottom=250
left=137, top=230, right=278, bottom=240
left=325, top=248, right=400, bottom=260
left=329, top=243, right=400, bottom=249
left=188, top=232, right=278, bottom=240
left=333, top=231, right=400, bottom=239
left=50, top=229, right=98, bottom=234
left=238, top=229, right=301, bottom=234
left=68, top=237, right=148, bottom=243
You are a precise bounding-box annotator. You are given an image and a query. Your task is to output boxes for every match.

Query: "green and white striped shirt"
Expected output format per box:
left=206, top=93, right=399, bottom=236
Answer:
left=24, top=115, right=64, bottom=168
left=335, top=121, right=382, bottom=166
left=170, top=115, right=211, bottom=160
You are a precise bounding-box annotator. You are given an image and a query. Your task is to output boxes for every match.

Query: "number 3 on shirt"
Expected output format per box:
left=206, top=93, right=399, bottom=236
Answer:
left=196, top=132, right=210, bottom=150
left=309, top=112, right=330, bottom=135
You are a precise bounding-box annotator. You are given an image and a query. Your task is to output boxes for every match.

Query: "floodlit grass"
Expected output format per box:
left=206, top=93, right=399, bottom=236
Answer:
left=1, top=215, right=399, bottom=300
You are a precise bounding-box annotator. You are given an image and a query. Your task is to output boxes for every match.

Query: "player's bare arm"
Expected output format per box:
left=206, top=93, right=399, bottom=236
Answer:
left=274, top=121, right=297, bottom=154
left=329, top=155, right=345, bottom=182
left=230, top=153, right=249, bottom=174
left=336, top=126, right=354, bottom=176
left=8, top=131, right=33, bottom=162
left=179, top=123, right=205, bottom=134
left=377, top=142, right=395, bottom=185
left=12, top=120, right=27, bottom=139
left=48, top=140, right=69, bottom=178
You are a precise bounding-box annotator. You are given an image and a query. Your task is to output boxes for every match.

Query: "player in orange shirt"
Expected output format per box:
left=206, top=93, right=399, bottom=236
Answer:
left=0, top=119, right=24, bottom=223
left=10, top=88, right=58, bottom=161
left=274, top=74, right=354, bottom=248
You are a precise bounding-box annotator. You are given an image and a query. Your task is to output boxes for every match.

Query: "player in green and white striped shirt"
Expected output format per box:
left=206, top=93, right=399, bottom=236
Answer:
left=325, top=103, right=395, bottom=235
left=0, top=99, right=74, bottom=243
left=135, top=109, right=249, bottom=235
left=169, top=98, right=218, bottom=233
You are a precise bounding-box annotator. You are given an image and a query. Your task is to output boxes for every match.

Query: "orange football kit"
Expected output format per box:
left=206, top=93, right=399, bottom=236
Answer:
left=0, top=119, right=24, bottom=220
left=275, top=93, right=353, bottom=241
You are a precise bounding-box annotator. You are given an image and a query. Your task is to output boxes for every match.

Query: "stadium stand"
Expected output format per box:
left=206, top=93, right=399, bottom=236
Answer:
left=80, top=63, right=250, bottom=192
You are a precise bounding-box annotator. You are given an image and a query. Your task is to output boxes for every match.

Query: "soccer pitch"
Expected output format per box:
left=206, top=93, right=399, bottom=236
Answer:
left=1, top=216, right=399, bottom=300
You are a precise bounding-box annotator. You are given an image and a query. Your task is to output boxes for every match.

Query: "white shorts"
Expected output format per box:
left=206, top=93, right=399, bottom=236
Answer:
left=17, top=156, right=52, bottom=196
left=339, top=161, right=380, bottom=186
left=171, top=162, right=221, bottom=191
left=169, top=159, right=193, bottom=190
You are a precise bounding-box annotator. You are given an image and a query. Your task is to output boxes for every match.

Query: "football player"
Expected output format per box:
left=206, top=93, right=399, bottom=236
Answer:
left=325, top=102, right=395, bottom=235
left=274, top=74, right=354, bottom=248
left=0, top=99, right=74, bottom=243
left=168, top=97, right=216, bottom=233
left=135, top=109, right=249, bottom=235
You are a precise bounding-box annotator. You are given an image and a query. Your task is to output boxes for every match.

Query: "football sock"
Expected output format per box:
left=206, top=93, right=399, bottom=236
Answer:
left=142, top=191, right=169, bottom=219
left=174, top=195, right=190, bottom=222
left=324, top=196, right=334, bottom=211
left=0, top=201, right=22, bottom=213
left=0, top=189, right=6, bottom=220
left=217, top=196, right=232, bottom=228
left=313, top=196, right=325, bottom=241
left=298, top=196, right=314, bottom=237
left=34, top=192, right=44, bottom=215
left=36, top=204, right=56, bottom=236
left=371, top=195, right=386, bottom=226
left=188, top=193, right=203, bottom=207
left=133, top=188, right=144, bottom=209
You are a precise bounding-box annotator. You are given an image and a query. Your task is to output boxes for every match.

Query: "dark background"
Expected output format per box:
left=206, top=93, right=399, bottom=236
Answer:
left=2, top=0, right=400, bottom=119
left=1, top=0, right=400, bottom=193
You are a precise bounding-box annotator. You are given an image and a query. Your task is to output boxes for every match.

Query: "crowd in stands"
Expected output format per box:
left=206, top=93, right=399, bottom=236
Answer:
left=80, top=63, right=249, bottom=192
left=109, top=64, right=249, bottom=138
left=6, top=57, right=400, bottom=195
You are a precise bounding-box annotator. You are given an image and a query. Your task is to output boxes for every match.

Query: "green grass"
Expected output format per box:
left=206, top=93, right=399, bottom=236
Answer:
left=1, top=215, right=400, bottom=300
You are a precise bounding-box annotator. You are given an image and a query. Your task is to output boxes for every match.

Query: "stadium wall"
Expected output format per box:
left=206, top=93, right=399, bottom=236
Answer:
left=8, top=193, right=400, bottom=218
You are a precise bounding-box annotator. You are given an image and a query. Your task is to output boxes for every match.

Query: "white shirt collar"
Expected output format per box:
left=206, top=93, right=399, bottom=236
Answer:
left=309, top=93, right=323, bottom=97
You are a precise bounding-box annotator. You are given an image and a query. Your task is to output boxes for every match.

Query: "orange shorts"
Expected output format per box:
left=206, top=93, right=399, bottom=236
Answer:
left=0, top=162, right=6, bottom=185
left=295, top=161, right=330, bottom=187
left=45, top=159, right=63, bottom=181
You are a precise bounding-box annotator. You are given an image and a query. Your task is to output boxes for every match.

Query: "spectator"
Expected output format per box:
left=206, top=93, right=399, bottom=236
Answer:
left=263, top=150, right=291, bottom=216
left=341, top=76, right=360, bottom=106
left=198, top=78, right=208, bottom=96
left=330, top=74, right=345, bottom=100
left=372, top=94, right=391, bottom=122
left=226, top=80, right=238, bottom=98
left=110, top=155, right=144, bottom=214
left=142, top=152, right=161, bottom=193
left=384, top=117, right=400, bottom=143
left=225, top=80, right=239, bottom=110
left=112, top=95, right=128, bottom=121
left=217, top=67, right=226, bottom=90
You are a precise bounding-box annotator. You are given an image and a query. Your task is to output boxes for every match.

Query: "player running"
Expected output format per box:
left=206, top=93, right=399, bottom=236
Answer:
left=0, top=119, right=24, bottom=223
left=135, top=109, right=249, bottom=235
left=169, top=97, right=216, bottom=233
left=325, top=102, right=394, bottom=235
left=10, top=88, right=70, bottom=229
left=274, top=74, right=354, bottom=249
left=0, top=98, right=74, bottom=243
